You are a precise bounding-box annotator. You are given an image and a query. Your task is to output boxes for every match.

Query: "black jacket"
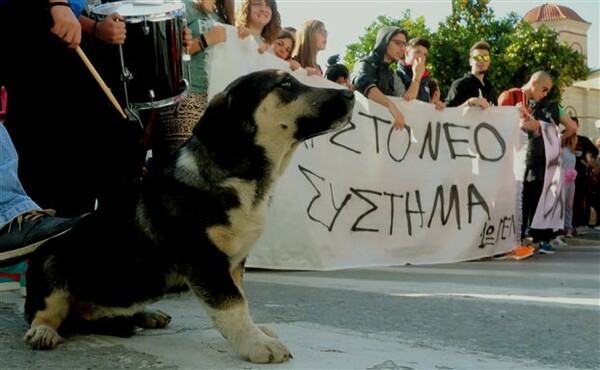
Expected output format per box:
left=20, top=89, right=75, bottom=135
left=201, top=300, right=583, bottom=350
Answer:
left=445, top=73, right=497, bottom=107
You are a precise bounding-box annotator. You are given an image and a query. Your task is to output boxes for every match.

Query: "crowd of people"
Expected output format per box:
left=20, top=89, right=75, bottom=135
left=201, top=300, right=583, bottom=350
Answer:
left=1, top=0, right=600, bottom=292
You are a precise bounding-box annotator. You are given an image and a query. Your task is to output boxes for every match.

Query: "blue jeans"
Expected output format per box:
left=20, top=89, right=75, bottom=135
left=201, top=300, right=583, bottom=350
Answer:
left=0, top=123, right=39, bottom=229
left=563, top=181, right=576, bottom=230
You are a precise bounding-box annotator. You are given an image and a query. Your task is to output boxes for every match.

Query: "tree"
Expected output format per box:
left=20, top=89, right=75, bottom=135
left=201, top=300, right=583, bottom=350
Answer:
left=429, top=0, right=521, bottom=97
left=344, top=0, right=589, bottom=102
left=500, top=22, right=589, bottom=100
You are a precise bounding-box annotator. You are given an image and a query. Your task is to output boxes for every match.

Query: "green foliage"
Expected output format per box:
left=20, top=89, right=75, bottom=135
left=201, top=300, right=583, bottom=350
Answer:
left=500, top=22, right=589, bottom=100
left=428, top=0, right=515, bottom=97
left=343, top=0, right=590, bottom=103
left=343, top=11, right=431, bottom=72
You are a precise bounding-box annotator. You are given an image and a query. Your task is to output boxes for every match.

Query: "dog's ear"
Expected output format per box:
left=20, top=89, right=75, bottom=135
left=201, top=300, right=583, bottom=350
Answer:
left=193, top=92, right=229, bottom=134
left=192, top=90, right=257, bottom=157
left=210, top=92, right=229, bottom=110
left=198, top=90, right=257, bottom=136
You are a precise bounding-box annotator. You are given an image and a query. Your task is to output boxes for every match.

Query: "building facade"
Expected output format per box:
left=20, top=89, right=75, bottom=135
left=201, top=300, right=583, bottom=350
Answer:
left=524, top=3, right=599, bottom=139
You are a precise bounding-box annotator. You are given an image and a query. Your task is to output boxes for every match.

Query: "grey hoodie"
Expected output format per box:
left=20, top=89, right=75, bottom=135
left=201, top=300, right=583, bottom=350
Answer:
left=350, top=26, right=407, bottom=97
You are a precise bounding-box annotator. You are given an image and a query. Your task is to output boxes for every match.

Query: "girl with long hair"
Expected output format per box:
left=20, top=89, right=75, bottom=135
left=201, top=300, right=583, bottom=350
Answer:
left=292, top=19, right=327, bottom=76
left=235, top=0, right=281, bottom=53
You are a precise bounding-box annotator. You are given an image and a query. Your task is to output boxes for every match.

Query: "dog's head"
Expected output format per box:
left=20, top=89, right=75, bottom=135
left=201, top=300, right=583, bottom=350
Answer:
left=191, top=70, right=354, bottom=175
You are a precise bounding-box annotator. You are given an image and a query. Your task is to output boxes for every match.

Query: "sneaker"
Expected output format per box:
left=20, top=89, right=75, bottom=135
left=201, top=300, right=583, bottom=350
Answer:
left=550, top=237, right=568, bottom=248
left=0, top=261, right=25, bottom=291
left=565, top=229, right=574, bottom=238
left=503, top=246, right=535, bottom=260
left=538, top=242, right=556, bottom=255
left=492, top=253, right=509, bottom=260
left=0, top=209, right=82, bottom=267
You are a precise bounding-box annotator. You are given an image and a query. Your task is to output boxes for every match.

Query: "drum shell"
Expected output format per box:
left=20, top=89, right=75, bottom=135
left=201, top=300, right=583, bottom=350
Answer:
left=90, top=2, right=188, bottom=109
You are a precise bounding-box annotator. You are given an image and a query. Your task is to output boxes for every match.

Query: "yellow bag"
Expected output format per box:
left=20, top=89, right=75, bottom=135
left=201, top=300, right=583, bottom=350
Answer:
left=589, top=207, right=597, bottom=226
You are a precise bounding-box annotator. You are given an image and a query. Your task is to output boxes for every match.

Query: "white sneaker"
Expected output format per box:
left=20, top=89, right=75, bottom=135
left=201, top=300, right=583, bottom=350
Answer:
left=550, top=237, right=568, bottom=248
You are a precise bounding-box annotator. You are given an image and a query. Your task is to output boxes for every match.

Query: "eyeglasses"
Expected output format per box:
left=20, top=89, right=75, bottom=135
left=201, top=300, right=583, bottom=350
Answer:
left=318, top=29, right=329, bottom=36
left=390, top=39, right=406, bottom=47
left=250, top=1, right=271, bottom=9
left=471, top=55, right=491, bottom=62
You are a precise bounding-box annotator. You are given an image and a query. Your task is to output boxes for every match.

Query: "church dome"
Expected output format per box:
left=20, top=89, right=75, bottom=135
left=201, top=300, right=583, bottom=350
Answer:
left=523, top=3, right=589, bottom=24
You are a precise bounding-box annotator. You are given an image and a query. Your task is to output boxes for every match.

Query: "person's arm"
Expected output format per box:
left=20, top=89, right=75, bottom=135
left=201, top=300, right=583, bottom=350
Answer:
left=49, top=0, right=81, bottom=48
left=288, top=59, right=301, bottom=71
left=189, top=24, right=227, bottom=55
left=80, top=13, right=125, bottom=45
left=366, top=87, right=405, bottom=130
left=520, top=119, right=541, bottom=132
left=430, top=90, right=444, bottom=110
left=182, top=27, right=193, bottom=50
left=350, top=60, right=376, bottom=97
left=498, top=90, right=540, bottom=132
left=463, top=96, right=490, bottom=109
left=559, top=113, right=577, bottom=144
left=403, top=58, right=425, bottom=101
left=444, top=81, right=461, bottom=107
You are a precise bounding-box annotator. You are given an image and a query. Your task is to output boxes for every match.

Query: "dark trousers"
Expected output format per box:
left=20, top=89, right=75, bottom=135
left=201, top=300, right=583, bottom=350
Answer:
left=521, top=166, right=554, bottom=243
left=1, top=1, right=145, bottom=217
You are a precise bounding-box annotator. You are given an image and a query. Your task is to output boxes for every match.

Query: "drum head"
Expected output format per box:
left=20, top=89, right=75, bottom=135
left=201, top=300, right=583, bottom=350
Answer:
left=91, top=1, right=183, bottom=20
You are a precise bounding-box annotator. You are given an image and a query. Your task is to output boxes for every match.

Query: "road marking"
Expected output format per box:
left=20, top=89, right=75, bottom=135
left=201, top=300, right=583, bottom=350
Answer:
left=391, top=293, right=600, bottom=306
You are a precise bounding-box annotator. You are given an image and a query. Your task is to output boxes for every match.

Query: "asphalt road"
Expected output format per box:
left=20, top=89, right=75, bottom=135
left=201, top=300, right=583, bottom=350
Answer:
left=1, top=240, right=599, bottom=370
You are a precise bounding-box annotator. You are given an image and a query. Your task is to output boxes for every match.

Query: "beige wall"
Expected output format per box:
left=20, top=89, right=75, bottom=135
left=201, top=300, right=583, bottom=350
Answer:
left=562, top=84, right=600, bottom=140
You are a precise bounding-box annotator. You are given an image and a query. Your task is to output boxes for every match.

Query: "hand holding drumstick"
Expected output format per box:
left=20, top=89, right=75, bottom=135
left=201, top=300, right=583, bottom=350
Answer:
left=48, top=0, right=81, bottom=48
left=85, top=12, right=126, bottom=44
left=75, top=11, right=193, bottom=119
left=46, top=2, right=125, bottom=118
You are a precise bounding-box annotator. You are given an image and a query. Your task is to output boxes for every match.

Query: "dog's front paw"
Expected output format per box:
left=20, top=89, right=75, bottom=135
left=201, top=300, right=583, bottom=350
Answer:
left=24, top=324, right=63, bottom=350
left=135, top=310, right=172, bottom=329
left=258, top=325, right=278, bottom=338
left=240, top=333, right=292, bottom=363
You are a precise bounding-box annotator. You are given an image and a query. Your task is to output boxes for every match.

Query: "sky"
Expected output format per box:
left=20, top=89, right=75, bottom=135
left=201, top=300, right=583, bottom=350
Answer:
left=254, top=0, right=599, bottom=71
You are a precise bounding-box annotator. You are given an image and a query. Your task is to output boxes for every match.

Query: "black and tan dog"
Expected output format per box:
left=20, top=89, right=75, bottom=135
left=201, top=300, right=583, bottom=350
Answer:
left=22, top=70, right=354, bottom=363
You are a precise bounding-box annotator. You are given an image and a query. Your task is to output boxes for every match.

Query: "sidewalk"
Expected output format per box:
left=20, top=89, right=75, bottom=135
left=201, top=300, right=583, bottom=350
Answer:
left=567, top=225, right=600, bottom=245
left=2, top=242, right=600, bottom=369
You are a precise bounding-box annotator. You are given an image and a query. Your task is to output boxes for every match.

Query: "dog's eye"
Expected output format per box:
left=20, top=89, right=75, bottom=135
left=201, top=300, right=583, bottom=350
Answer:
left=280, top=80, right=292, bottom=88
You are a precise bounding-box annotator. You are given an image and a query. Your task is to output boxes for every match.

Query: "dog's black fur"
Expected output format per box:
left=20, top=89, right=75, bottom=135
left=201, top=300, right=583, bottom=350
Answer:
left=23, top=70, right=354, bottom=363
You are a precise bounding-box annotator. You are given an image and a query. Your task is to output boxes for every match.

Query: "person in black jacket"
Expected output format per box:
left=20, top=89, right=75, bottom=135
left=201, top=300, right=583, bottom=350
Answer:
left=445, top=41, right=497, bottom=109
left=324, top=54, right=352, bottom=89
left=350, top=26, right=409, bottom=130
left=572, top=117, right=600, bottom=230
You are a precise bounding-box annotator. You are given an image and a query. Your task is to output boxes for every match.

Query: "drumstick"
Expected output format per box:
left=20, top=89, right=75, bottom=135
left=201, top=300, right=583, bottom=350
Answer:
left=75, top=46, right=127, bottom=119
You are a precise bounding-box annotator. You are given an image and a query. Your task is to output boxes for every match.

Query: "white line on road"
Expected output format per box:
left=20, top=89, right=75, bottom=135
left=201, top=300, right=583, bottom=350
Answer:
left=391, top=293, right=600, bottom=306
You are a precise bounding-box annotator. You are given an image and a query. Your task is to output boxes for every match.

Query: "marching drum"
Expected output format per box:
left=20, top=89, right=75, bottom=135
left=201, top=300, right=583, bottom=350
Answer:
left=90, top=1, right=189, bottom=110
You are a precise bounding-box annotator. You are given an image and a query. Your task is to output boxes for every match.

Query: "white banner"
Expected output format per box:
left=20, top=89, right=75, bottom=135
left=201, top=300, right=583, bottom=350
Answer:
left=531, top=120, right=564, bottom=230
left=206, top=25, right=531, bottom=270
left=246, top=97, right=524, bottom=270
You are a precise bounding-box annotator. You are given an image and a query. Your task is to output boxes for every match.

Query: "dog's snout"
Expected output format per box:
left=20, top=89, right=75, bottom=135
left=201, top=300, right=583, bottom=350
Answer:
left=342, top=89, right=355, bottom=101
